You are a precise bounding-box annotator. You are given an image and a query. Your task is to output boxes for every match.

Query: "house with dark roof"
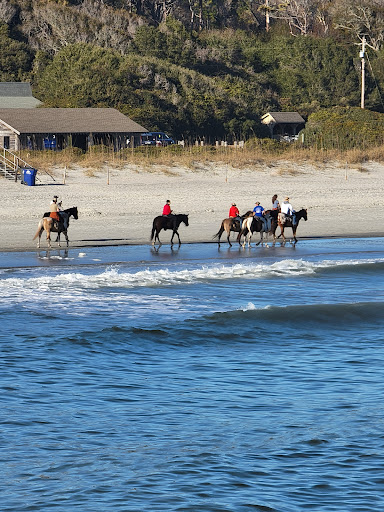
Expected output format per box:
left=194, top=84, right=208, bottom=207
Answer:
left=0, top=108, right=148, bottom=151
left=261, top=112, right=305, bottom=141
left=0, top=82, right=42, bottom=108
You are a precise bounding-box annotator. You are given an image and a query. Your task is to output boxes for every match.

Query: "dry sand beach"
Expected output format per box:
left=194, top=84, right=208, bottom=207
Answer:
left=1, top=159, right=383, bottom=251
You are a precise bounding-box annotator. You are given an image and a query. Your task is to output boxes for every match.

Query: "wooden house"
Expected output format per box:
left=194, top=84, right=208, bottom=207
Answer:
left=0, top=108, right=147, bottom=151
left=261, top=112, right=305, bottom=141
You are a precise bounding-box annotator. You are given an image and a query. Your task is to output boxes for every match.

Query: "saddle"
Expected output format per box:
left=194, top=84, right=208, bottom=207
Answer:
left=162, top=216, right=175, bottom=230
left=278, top=213, right=296, bottom=226
left=254, top=216, right=271, bottom=232
left=50, top=219, right=64, bottom=231
left=278, top=212, right=290, bottom=224
left=230, top=218, right=241, bottom=230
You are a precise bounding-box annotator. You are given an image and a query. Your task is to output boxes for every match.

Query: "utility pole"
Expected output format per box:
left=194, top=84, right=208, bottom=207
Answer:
left=360, top=36, right=366, bottom=109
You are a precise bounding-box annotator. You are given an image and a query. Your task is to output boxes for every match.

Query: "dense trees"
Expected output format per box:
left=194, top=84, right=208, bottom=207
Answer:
left=34, top=42, right=276, bottom=138
left=1, top=0, right=384, bottom=139
left=304, top=106, right=384, bottom=149
left=0, top=23, right=33, bottom=81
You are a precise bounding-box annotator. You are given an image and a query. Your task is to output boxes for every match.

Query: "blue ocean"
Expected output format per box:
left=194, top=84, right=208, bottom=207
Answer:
left=1, top=237, right=384, bottom=512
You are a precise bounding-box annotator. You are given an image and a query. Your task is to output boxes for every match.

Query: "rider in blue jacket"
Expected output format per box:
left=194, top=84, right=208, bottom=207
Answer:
left=253, top=202, right=268, bottom=232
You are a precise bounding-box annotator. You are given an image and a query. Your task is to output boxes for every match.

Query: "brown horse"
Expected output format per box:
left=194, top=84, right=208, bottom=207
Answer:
left=277, top=208, right=307, bottom=243
left=239, top=211, right=278, bottom=247
left=150, top=214, right=189, bottom=246
left=33, top=206, right=78, bottom=248
left=213, top=211, right=253, bottom=247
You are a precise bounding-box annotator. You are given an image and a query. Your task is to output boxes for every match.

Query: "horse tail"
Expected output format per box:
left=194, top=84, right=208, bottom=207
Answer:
left=213, top=223, right=224, bottom=240
left=150, top=219, right=156, bottom=241
left=33, top=220, right=43, bottom=240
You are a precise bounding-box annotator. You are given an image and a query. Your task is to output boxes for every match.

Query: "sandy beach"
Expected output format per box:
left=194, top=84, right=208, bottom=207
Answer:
left=1, top=159, right=383, bottom=251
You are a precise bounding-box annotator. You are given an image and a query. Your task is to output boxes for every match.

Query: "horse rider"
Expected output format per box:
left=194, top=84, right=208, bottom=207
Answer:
left=229, top=202, right=242, bottom=228
left=253, top=201, right=268, bottom=232
left=281, top=197, right=297, bottom=226
left=49, top=197, right=60, bottom=223
left=271, top=194, right=280, bottom=221
left=163, top=199, right=173, bottom=216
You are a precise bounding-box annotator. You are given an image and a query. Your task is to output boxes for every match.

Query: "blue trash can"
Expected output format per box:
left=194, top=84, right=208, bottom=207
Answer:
left=23, top=168, right=38, bottom=186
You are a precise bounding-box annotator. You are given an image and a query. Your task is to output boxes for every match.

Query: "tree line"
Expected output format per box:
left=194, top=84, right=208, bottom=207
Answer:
left=1, top=0, right=384, bottom=140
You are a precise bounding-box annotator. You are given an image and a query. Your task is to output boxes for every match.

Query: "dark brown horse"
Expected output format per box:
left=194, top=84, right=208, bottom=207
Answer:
left=150, top=214, right=189, bottom=245
left=277, top=208, right=308, bottom=243
left=238, top=211, right=278, bottom=247
left=33, top=206, right=78, bottom=248
left=213, top=211, right=253, bottom=247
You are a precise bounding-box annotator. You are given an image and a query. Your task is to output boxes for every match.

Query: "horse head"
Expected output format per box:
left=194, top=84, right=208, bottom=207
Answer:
left=68, top=206, right=78, bottom=220
left=300, top=208, right=308, bottom=221
left=181, top=214, right=189, bottom=227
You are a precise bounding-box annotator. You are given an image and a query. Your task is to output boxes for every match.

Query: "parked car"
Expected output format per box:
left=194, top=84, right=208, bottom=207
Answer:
left=140, top=132, right=175, bottom=146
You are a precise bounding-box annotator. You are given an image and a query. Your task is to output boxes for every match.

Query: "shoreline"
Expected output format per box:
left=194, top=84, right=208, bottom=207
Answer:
left=2, top=233, right=384, bottom=254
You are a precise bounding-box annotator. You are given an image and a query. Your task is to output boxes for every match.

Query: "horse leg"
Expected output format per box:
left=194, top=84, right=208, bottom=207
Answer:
left=63, top=231, right=69, bottom=247
left=37, top=227, right=43, bottom=248
left=292, top=228, right=297, bottom=244
left=216, top=226, right=224, bottom=247
left=226, top=228, right=232, bottom=247
left=155, top=230, right=162, bottom=246
left=46, top=227, right=51, bottom=248
left=241, top=231, right=247, bottom=248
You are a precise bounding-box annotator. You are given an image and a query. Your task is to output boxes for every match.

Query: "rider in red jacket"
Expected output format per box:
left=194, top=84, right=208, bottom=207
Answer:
left=229, top=203, right=242, bottom=228
left=229, top=203, right=239, bottom=218
left=163, top=200, right=172, bottom=216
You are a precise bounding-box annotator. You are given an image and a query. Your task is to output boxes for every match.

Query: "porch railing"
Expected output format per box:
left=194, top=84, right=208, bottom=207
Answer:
left=0, top=147, right=55, bottom=182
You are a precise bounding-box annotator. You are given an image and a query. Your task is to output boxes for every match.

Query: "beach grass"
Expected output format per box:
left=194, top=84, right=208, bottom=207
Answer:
left=17, top=142, right=384, bottom=173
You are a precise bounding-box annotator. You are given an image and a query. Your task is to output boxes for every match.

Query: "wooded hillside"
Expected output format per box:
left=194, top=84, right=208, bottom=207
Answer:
left=2, top=0, right=384, bottom=140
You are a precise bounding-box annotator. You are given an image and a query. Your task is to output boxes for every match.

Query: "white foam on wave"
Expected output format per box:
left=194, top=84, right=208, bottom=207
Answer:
left=0, top=257, right=383, bottom=296
left=242, top=302, right=273, bottom=312
left=243, top=302, right=257, bottom=311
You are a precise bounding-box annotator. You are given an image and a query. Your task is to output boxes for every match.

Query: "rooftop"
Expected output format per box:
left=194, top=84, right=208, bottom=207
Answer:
left=0, top=83, right=42, bottom=108
left=0, top=82, right=35, bottom=97
left=261, top=112, right=305, bottom=124
left=0, top=108, right=147, bottom=134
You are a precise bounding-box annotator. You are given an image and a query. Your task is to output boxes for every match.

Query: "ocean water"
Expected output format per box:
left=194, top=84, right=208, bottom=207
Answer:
left=1, top=238, right=384, bottom=512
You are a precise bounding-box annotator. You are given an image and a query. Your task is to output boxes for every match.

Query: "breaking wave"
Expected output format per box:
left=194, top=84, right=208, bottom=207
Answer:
left=1, top=257, right=383, bottom=295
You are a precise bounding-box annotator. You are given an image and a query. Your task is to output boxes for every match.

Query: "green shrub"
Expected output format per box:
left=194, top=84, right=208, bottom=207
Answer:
left=303, top=107, right=384, bottom=150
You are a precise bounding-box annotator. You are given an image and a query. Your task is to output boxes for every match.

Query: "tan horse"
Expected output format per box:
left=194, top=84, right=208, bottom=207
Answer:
left=277, top=208, right=307, bottom=244
left=213, top=211, right=253, bottom=247
left=33, top=206, right=78, bottom=248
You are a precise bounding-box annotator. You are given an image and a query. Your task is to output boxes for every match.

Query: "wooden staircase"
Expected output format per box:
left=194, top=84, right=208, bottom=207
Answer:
left=0, top=147, right=55, bottom=183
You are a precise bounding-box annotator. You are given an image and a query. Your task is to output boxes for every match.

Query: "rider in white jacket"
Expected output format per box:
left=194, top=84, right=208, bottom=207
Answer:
left=281, top=197, right=297, bottom=226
